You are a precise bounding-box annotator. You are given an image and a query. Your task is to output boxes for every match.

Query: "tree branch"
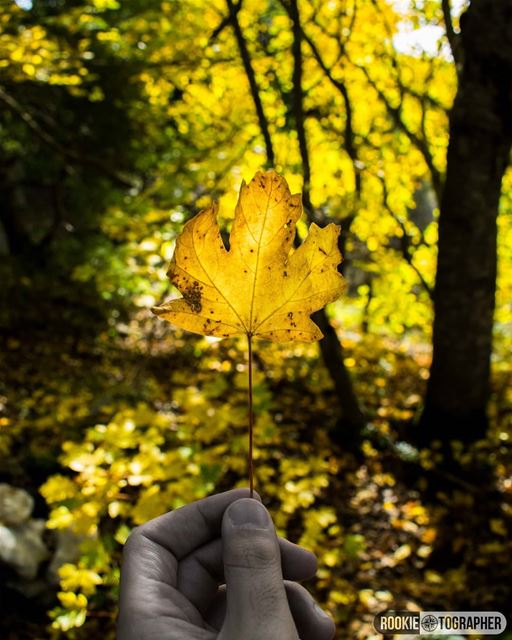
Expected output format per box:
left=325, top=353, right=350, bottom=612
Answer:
left=355, top=66, right=444, bottom=201
left=441, top=0, right=462, bottom=68
left=225, top=0, right=275, bottom=167
left=287, top=0, right=313, bottom=212
left=306, top=8, right=445, bottom=201
left=298, top=25, right=362, bottom=198
left=380, top=178, right=434, bottom=300
left=209, top=14, right=231, bottom=43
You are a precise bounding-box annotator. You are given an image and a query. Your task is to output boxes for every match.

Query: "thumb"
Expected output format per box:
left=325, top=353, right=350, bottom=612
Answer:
left=218, top=498, right=299, bottom=640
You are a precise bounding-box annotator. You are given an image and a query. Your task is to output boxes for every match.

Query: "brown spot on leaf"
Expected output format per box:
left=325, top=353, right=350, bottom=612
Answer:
left=183, top=281, right=202, bottom=313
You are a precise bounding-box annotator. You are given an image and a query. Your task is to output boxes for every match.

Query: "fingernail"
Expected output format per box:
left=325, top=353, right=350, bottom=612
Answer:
left=314, top=603, right=332, bottom=620
left=227, top=498, right=271, bottom=529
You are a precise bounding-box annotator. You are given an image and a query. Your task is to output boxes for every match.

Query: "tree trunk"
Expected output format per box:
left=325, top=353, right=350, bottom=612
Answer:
left=313, top=309, right=366, bottom=444
left=419, top=0, right=512, bottom=444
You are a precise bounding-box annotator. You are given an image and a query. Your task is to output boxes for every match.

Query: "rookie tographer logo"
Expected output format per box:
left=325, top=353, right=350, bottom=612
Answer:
left=374, top=611, right=507, bottom=635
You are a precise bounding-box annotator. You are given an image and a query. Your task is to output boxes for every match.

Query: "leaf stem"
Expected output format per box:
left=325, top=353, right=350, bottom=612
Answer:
left=247, top=332, right=254, bottom=498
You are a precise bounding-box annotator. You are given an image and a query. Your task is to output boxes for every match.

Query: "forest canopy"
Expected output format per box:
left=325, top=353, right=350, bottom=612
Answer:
left=1, top=0, right=511, bottom=638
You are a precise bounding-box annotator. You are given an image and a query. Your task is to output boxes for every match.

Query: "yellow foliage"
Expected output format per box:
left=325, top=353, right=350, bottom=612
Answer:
left=40, top=475, right=78, bottom=503
left=58, top=591, right=88, bottom=610
left=58, top=563, right=102, bottom=596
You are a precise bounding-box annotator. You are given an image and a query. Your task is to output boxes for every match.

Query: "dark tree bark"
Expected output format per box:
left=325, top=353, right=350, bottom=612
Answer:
left=418, top=0, right=512, bottom=444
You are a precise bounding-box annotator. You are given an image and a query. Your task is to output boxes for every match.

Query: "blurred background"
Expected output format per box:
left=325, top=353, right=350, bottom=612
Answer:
left=1, top=0, right=511, bottom=637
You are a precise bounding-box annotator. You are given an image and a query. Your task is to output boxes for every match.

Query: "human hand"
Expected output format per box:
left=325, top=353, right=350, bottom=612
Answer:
left=117, top=488, right=336, bottom=640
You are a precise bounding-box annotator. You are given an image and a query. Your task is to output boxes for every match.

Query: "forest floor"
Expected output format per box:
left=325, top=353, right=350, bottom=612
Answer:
left=1, top=325, right=512, bottom=639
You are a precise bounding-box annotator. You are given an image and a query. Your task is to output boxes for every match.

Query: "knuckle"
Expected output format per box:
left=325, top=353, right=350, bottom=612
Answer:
left=123, top=525, right=144, bottom=551
left=285, top=580, right=309, bottom=599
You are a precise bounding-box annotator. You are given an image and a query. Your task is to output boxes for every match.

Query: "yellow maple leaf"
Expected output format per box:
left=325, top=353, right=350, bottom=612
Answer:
left=153, top=170, right=344, bottom=342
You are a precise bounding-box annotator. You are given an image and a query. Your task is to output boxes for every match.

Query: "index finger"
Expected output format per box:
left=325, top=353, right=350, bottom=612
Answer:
left=133, top=488, right=261, bottom=560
